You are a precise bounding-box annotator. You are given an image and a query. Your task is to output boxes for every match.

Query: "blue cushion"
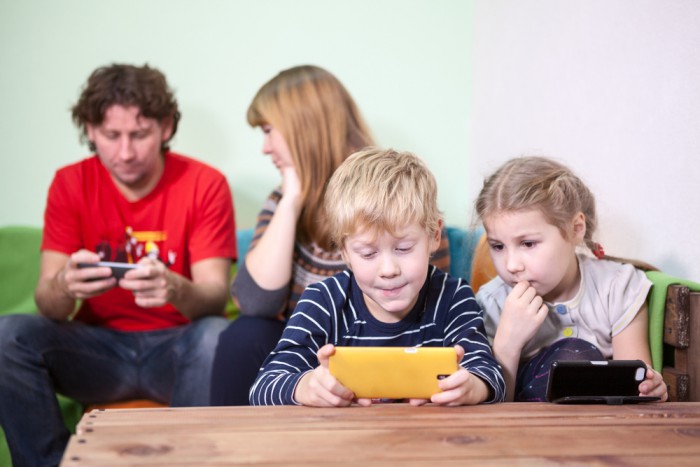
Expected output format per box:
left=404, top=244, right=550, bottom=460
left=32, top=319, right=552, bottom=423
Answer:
left=446, top=226, right=483, bottom=282
left=236, top=228, right=253, bottom=262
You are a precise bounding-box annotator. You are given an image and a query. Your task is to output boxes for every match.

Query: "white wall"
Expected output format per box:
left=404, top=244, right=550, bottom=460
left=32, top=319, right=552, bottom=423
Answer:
left=1, top=0, right=698, bottom=281
left=467, top=0, right=700, bottom=281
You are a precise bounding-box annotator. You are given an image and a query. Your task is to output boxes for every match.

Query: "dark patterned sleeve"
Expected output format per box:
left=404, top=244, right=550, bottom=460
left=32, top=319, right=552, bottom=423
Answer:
left=231, top=189, right=290, bottom=317
left=444, top=279, right=506, bottom=403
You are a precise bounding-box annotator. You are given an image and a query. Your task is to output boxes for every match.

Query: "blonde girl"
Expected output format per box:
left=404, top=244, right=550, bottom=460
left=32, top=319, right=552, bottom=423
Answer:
left=474, top=156, right=668, bottom=402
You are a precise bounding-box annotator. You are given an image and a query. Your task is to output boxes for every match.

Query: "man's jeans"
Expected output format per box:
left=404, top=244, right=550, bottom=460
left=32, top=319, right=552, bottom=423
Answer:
left=0, top=314, right=228, bottom=467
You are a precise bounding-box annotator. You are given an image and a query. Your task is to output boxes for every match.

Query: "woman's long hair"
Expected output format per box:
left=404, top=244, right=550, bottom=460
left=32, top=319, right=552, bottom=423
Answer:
left=247, top=65, right=374, bottom=249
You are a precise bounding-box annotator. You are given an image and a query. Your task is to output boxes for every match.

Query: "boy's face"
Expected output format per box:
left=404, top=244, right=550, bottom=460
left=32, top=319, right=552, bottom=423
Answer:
left=342, top=221, right=441, bottom=323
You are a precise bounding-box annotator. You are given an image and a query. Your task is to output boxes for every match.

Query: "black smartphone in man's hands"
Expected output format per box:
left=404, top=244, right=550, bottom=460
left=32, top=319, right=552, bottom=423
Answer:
left=77, top=261, right=141, bottom=280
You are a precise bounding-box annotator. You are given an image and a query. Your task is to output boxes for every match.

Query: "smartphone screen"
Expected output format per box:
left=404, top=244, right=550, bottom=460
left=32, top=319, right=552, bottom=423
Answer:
left=546, top=360, right=647, bottom=400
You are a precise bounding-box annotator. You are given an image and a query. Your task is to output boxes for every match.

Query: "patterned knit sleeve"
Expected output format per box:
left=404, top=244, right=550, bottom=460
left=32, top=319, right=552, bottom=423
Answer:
left=445, top=279, right=506, bottom=403
left=248, top=276, right=341, bottom=405
left=231, top=189, right=290, bottom=317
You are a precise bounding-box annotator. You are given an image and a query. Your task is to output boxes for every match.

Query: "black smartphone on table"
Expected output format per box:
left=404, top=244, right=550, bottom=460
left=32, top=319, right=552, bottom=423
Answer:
left=545, top=359, right=660, bottom=404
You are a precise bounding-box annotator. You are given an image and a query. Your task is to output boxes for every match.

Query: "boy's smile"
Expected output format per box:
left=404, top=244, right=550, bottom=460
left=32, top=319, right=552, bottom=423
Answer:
left=342, top=222, right=440, bottom=323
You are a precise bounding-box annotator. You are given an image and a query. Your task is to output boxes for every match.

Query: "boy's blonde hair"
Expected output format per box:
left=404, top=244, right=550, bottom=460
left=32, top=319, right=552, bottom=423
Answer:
left=475, top=155, right=655, bottom=270
left=247, top=65, right=374, bottom=250
left=324, top=148, right=441, bottom=248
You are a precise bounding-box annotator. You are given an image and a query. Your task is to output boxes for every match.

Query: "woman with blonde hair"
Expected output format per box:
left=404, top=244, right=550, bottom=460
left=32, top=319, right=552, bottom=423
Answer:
left=210, top=65, right=450, bottom=405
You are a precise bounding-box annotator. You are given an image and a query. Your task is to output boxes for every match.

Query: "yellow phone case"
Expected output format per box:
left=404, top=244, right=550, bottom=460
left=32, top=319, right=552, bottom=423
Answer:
left=328, top=347, right=458, bottom=399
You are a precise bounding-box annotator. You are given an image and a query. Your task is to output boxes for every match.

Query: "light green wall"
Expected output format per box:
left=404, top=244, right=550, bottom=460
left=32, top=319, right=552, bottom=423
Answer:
left=0, top=0, right=474, bottom=230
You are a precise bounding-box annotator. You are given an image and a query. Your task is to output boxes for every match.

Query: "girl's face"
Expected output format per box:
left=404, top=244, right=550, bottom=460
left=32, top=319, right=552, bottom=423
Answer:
left=260, top=124, right=294, bottom=170
left=484, top=209, right=585, bottom=303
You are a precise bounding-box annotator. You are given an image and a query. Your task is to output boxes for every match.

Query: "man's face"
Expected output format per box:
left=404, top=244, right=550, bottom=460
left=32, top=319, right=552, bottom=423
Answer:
left=87, top=104, right=172, bottom=199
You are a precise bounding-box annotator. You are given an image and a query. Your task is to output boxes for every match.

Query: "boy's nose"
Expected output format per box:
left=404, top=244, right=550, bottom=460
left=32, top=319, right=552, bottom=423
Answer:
left=379, top=255, right=400, bottom=278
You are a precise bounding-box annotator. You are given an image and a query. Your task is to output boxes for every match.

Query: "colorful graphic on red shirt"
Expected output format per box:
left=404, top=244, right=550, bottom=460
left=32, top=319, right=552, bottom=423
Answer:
left=95, top=226, right=176, bottom=267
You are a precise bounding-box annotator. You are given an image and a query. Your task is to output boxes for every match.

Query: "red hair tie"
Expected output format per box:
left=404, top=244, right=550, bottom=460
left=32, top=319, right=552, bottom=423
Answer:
left=593, top=242, right=605, bottom=259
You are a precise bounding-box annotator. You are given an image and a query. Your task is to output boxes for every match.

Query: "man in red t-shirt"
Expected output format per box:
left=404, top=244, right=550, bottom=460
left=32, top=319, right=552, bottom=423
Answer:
left=0, top=64, right=237, bottom=466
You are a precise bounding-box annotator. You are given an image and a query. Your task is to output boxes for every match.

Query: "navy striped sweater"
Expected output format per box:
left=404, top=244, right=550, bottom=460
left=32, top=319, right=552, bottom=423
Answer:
left=249, top=265, right=506, bottom=405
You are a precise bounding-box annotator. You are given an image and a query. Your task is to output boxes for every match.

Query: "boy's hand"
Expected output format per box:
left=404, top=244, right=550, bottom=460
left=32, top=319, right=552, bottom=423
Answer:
left=639, top=366, right=669, bottom=402
left=294, top=344, right=356, bottom=407
left=430, top=345, right=490, bottom=406
left=495, top=281, right=548, bottom=355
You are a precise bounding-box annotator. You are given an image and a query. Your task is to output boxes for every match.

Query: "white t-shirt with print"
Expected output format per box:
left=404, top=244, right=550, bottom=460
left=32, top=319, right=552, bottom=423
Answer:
left=476, top=254, right=652, bottom=360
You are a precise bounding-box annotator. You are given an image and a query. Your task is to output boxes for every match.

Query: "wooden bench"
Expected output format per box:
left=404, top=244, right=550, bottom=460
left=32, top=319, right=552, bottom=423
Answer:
left=662, top=285, right=700, bottom=401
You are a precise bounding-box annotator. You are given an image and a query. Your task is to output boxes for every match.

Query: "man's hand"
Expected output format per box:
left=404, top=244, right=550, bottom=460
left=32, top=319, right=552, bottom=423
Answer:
left=35, top=249, right=117, bottom=321
left=60, top=250, right=117, bottom=299
left=294, top=344, right=356, bottom=407
left=118, top=257, right=174, bottom=308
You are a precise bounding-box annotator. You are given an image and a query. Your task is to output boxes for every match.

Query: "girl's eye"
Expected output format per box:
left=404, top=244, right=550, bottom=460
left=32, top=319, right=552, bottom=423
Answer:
left=396, top=246, right=414, bottom=254
left=522, top=241, right=537, bottom=248
left=261, top=125, right=272, bottom=134
left=489, top=243, right=504, bottom=252
left=359, top=251, right=376, bottom=259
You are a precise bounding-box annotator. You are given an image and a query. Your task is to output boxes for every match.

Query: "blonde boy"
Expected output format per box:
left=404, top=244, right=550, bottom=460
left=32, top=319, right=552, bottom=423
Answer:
left=249, top=148, right=505, bottom=406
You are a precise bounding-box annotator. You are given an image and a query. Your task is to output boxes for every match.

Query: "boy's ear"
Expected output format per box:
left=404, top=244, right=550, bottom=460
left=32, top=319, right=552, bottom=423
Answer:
left=430, top=219, right=443, bottom=253
left=340, top=245, right=352, bottom=270
left=571, top=212, right=586, bottom=242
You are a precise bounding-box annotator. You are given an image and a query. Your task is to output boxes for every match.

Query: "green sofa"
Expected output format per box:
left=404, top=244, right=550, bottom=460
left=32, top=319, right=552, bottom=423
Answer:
left=4, top=223, right=694, bottom=465
left=0, top=224, right=481, bottom=464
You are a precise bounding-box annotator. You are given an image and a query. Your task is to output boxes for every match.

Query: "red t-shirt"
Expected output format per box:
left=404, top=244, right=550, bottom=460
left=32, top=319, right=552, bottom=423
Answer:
left=41, top=152, right=237, bottom=331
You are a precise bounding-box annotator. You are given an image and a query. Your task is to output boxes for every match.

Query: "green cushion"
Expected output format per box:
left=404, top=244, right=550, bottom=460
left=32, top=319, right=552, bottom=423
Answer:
left=0, top=226, right=42, bottom=314
left=0, top=426, right=9, bottom=467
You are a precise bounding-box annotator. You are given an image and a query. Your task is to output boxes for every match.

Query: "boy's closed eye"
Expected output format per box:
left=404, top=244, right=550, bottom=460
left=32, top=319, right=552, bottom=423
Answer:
left=395, top=243, right=415, bottom=254
left=356, top=249, right=377, bottom=259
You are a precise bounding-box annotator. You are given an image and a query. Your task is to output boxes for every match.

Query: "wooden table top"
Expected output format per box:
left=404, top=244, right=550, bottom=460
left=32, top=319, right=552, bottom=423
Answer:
left=61, top=402, right=700, bottom=466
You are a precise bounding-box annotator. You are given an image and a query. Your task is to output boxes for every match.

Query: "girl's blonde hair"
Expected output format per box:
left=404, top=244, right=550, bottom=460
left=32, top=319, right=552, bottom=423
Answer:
left=324, top=148, right=441, bottom=248
left=247, top=65, right=374, bottom=249
left=474, top=156, right=655, bottom=270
